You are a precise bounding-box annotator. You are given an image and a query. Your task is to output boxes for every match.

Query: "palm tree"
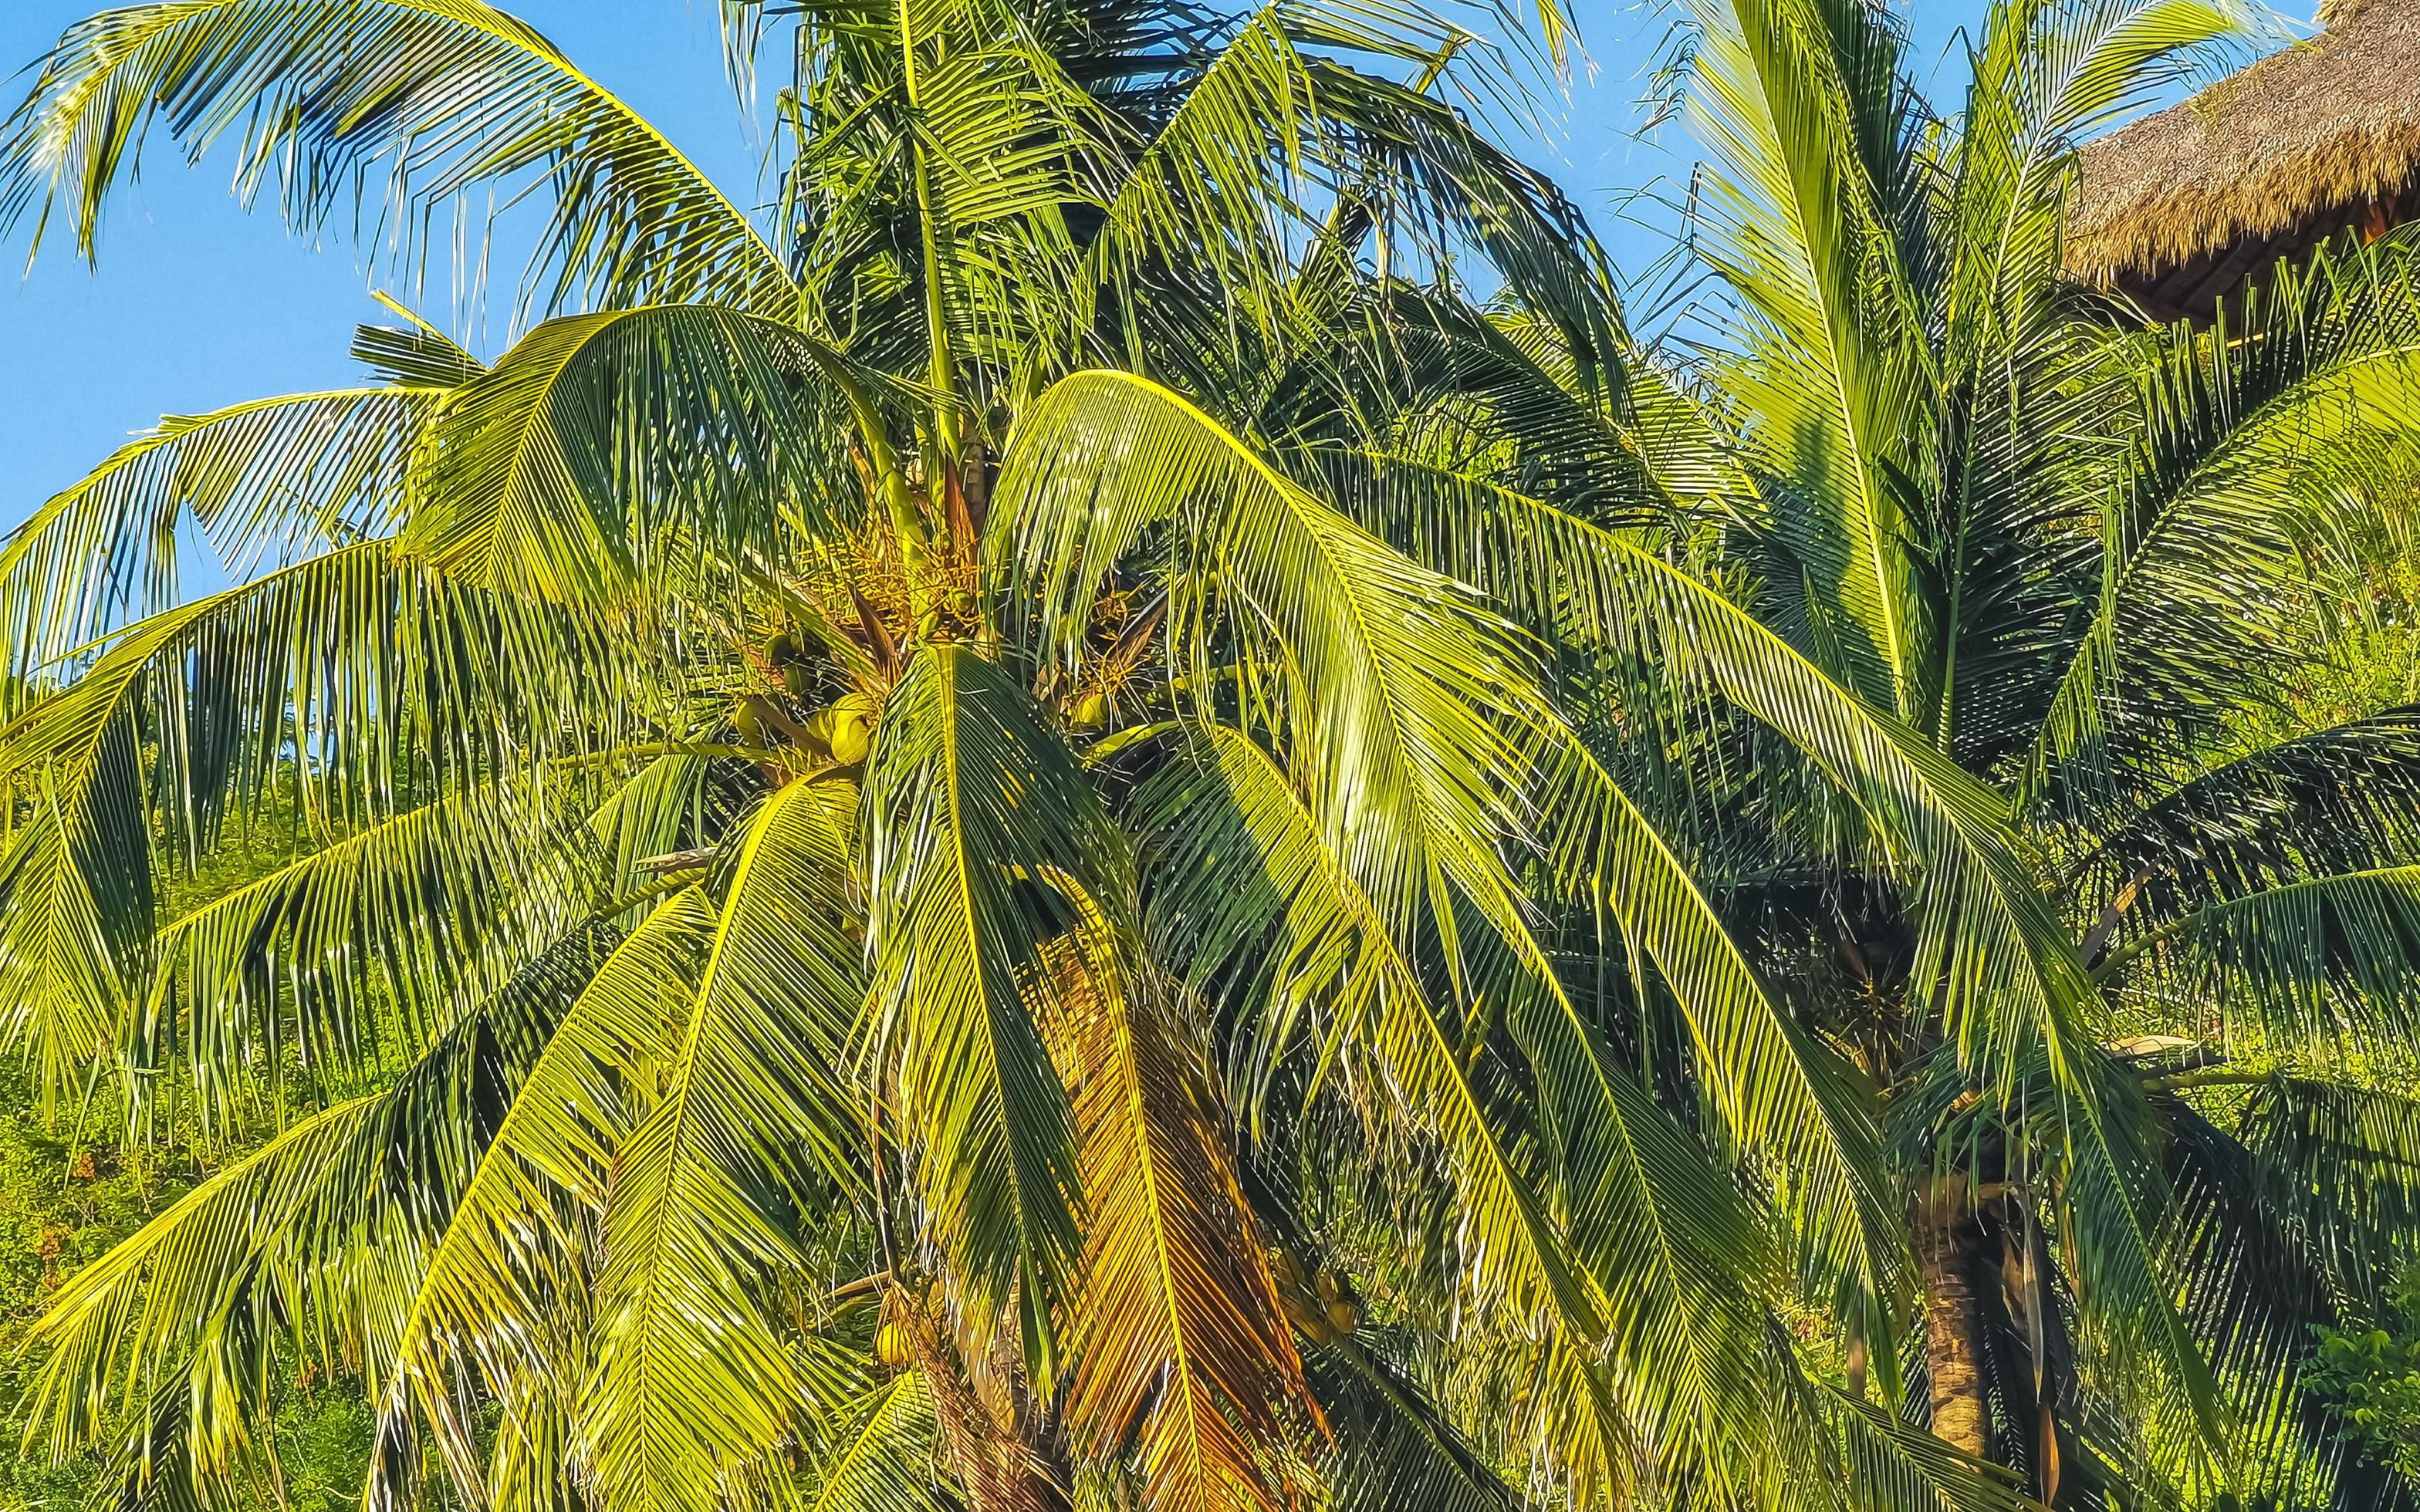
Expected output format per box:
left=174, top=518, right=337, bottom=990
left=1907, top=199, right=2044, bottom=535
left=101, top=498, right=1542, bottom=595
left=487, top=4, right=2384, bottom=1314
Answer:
left=8, top=0, right=2417, bottom=1508
left=0, top=4, right=1982, bottom=1512
left=1266, top=0, right=2420, bottom=1502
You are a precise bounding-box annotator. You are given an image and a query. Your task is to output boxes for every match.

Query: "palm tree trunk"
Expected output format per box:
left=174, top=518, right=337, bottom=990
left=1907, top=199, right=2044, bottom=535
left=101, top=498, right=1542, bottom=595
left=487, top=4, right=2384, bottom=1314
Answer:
left=1912, top=1182, right=1991, bottom=1459
left=902, top=1294, right=1070, bottom=1512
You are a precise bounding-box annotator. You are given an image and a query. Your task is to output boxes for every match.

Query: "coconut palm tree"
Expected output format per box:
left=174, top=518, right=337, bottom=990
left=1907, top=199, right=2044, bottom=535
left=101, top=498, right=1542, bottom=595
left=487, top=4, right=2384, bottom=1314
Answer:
left=0, top=3, right=1993, bottom=1512
left=1267, top=0, right=2420, bottom=1503
left=9, top=0, right=2419, bottom=1508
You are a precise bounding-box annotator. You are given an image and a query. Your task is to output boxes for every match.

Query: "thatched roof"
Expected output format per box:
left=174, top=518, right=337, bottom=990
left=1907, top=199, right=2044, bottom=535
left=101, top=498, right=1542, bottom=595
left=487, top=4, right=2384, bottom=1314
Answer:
left=2067, top=0, right=2420, bottom=308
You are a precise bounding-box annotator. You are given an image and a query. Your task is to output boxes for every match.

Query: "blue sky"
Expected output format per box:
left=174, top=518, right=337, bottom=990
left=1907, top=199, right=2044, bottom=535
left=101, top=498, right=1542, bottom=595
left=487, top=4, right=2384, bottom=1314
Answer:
left=0, top=1, right=2311, bottom=539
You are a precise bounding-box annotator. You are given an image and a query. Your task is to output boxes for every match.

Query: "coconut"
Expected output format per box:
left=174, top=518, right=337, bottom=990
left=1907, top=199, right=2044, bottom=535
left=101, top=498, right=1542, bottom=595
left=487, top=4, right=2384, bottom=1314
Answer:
left=875, top=1320, right=914, bottom=1369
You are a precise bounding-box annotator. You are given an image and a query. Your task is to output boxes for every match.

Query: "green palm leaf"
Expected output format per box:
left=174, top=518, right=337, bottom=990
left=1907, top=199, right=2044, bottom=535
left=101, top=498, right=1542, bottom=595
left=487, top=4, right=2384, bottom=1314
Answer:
left=18, top=1095, right=380, bottom=1469
left=0, top=542, right=636, bottom=1085
left=2, top=0, right=793, bottom=314
left=0, top=386, right=442, bottom=701
left=995, top=370, right=1543, bottom=991
left=806, top=1372, right=952, bottom=1512
left=2102, top=866, right=2420, bottom=1048
left=401, top=305, right=878, bottom=602
left=583, top=778, right=868, bottom=1512
left=140, top=781, right=592, bottom=1125
left=1132, top=722, right=1772, bottom=1502
left=2026, top=239, right=2420, bottom=795
left=1303, top=1342, right=1521, bottom=1512
left=364, top=889, right=717, bottom=1510
left=863, top=643, right=1119, bottom=1354
left=1678, top=0, right=1927, bottom=717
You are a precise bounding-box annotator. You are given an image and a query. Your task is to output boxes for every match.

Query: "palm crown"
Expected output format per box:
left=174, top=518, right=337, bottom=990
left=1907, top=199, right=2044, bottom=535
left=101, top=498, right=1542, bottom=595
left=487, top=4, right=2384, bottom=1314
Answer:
left=1, top=2, right=2417, bottom=1511
left=1644, top=1, right=2420, bottom=1501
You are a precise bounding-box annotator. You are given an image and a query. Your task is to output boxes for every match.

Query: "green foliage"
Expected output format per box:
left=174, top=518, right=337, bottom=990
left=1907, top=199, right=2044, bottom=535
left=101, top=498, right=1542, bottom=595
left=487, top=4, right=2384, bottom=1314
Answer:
left=1, top=1, right=2418, bottom=1510
left=2310, top=1269, right=2420, bottom=1479
left=0, top=1060, right=374, bottom=1511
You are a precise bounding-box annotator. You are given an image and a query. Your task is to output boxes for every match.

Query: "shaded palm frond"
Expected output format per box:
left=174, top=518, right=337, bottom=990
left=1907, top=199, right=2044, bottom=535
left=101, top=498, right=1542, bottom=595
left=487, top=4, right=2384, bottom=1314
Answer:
left=864, top=643, right=1120, bottom=1353
left=1533, top=729, right=1894, bottom=1300
left=2073, top=707, right=2420, bottom=928
left=805, top=1372, right=954, bottom=1512
left=2158, top=1076, right=2420, bottom=1507
left=1303, top=1342, right=1523, bottom=1512
left=2026, top=237, right=2420, bottom=804
left=2107, top=866, right=2420, bottom=1050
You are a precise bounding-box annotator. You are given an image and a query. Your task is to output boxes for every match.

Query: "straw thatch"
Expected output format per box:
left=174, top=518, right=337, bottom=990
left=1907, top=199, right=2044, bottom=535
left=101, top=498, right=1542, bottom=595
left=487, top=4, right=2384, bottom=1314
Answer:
left=2067, top=0, right=2420, bottom=318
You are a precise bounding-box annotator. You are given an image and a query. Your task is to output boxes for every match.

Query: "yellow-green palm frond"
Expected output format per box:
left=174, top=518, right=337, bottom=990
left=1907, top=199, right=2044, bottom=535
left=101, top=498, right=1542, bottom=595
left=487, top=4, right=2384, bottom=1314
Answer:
left=583, top=778, right=869, bottom=1512
left=1131, top=722, right=1771, bottom=1502
left=1, top=0, right=794, bottom=316
left=19, top=1095, right=380, bottom=1471
left=806, top=1370, right=952, bottom=1512
left=864, top=643, right=1124, bottom=1358
left=363, top=888, right=718, bottom=1510
left=995, top=370, right=1546, bottom=993
left=0, top=386, right=443, bottom=704
left=0, top=542, right=647, bottom=1091
left=401, top=305, right=887, bottom=605
left=140, top=781, right=595, bottom=1129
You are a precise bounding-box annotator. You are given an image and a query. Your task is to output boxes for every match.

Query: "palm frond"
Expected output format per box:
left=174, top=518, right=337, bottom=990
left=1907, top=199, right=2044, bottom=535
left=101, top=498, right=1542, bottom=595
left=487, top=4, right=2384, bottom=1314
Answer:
left=140, top=779, right=593, bottom=1126
left=0, top=386, right=441, bottom=701
left=2, top=0, right=793, bottom=315
left=401, top=305, right=875, bottom=603
left=19, top=1095, right=379, bottom=1467
left=2026, top=238, right=2420, bottom=800
left=1293, top=61, right=1623, bottom=380
left=584, top=778, right=867, bottom=1512
left=2104, top=866, right=2420, bottom=1049
left=1303, top=1342, right=1523, bottom=1512
left=0, top=696, right=147, bottom=1088
left=29, top=935, right=608, bottom=1505
left=1291, top=453, right=2235, bottom=1466
left=0, top=542, right=638, bottom=1085
left=1061, top=926, right=1313, bottom=1512
left=1301, top=454, right=2084, bottom=1078
left=364, top=889, right=718, bottom=1510
left=995, top=370, right=1544, bottom=993
left=1942, top=0, right=2246, bottom=366
left=864, top=643, right=1117, bottom=1353
left=1130, top=721, right=1765, bottom=1505
left=1679, top=0, right=1928, bottom=718
left=351, top=310, right=489, bottom=388
left=2071, top=707, right=2420, bottom=932
left=1825, top=1386, right=2036, bottom=1512
left=805, top=1372, right=952, bottom=1512
left=2158, top=1076, right=2420, bottom=1507
left=1085, top=9, right=1606, bottom=363
left=1533, top=729, right=1893, bottom=1298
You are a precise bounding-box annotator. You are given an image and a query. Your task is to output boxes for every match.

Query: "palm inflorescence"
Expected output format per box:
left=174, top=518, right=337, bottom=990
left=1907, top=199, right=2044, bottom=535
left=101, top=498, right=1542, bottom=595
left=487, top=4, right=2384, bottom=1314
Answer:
left=4, top=1, right=2420, bottom=1510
